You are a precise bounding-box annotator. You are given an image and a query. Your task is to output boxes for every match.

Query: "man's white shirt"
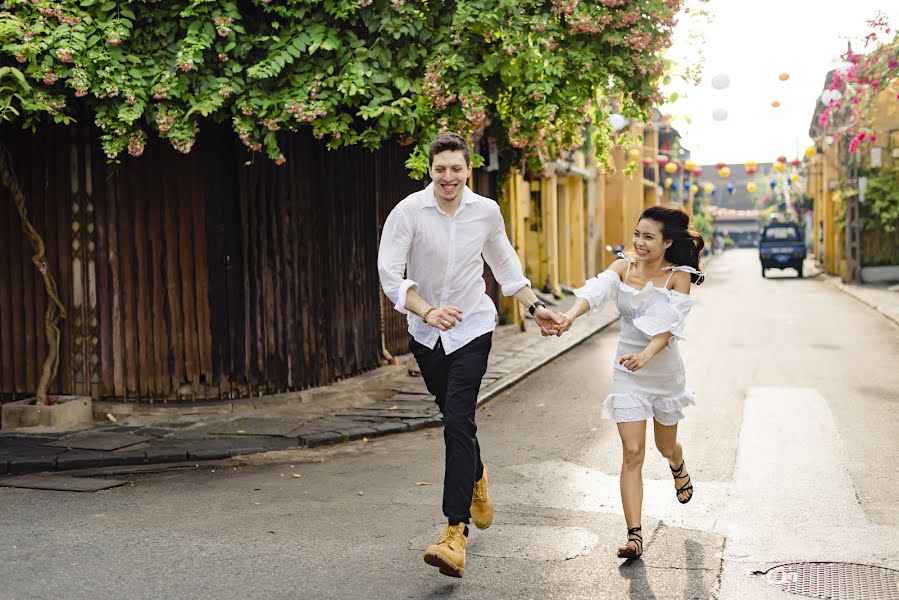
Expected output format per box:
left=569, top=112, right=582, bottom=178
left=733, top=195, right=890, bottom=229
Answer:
left=378, top=182, right=530, bottom=354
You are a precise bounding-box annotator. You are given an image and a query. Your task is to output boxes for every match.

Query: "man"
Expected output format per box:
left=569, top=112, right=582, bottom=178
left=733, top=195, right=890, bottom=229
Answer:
left=378, top=132, right=562, bottom=578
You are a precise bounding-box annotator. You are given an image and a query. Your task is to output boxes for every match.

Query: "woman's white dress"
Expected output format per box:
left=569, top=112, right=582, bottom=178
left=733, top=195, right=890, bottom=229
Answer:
left=574, top=256, right=700, bottom=426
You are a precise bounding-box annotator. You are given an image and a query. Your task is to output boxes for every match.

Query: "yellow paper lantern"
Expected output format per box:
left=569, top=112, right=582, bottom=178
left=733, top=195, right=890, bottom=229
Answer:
left=690, top=184, right=699, bottom=195
left=745, top=161, right=757, bottom=170
left=773, top=161, right=785, bottom=172
left=703, top=182, right=714, bottom=195
left=684, top=160, right=697, bottom=172
left=663, top=177, right=673, bottom=189
left=628, top=148, right=641, bottom=161
left=664, top=162, right=678, bottom=174
left=747, top=182, right=757, bottom=193
left=718, top=166, right=731, bottom=178
left=790, top=173, right=800, bottom=183
left=804, top=146, right=817, bottom=158
left=778, top=72, right=790, bottom=81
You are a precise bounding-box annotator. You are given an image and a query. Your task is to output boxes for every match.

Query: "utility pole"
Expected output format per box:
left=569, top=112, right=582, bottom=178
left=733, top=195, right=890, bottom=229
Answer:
left=843, top=42, right=862, bottom=284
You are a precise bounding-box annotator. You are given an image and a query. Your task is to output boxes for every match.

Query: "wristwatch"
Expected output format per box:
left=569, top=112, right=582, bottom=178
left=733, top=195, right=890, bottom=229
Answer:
left=528, top=300, right=546, bottom=316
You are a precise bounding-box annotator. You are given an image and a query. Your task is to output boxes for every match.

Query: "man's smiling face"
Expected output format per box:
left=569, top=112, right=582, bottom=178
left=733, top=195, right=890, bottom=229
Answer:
left=428, top=150, right=471, bottom=204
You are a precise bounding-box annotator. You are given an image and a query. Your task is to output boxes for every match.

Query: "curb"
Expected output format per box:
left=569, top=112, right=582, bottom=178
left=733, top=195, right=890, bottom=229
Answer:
left=0, top=313, right=619, bottom=478
left=824, top=276, right=899, bottom=328
left=476, top=313, right=619, bottom=407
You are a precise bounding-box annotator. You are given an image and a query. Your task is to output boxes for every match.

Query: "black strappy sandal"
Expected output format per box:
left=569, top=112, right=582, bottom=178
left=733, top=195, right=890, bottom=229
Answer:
left=616, top=526, right=643, bottom=560
left=670, top=460, right=694, bottom=504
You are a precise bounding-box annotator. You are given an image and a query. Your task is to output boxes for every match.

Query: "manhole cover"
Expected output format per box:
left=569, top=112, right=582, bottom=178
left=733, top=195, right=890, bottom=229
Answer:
left=754, top=562, right=899, bottom=600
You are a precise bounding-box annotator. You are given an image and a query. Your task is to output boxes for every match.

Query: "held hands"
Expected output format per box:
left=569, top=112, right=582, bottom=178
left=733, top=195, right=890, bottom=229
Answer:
left=424, top=306, right=463, bottom=331
left=619, top=352, right=650, bottom=372
left=534, top=306, right=571, bottom=337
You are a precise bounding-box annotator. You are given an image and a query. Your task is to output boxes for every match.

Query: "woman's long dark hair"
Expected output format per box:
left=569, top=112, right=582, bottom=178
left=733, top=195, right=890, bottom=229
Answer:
left=639, top=205, right=705, bottom=285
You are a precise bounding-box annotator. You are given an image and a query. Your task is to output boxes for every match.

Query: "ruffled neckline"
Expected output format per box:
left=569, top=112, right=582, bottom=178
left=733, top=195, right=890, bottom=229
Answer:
left=614, top=275, right=690, bottom=297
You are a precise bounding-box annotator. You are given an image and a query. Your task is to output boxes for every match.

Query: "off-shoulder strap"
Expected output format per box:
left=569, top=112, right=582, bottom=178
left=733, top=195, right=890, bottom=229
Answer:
left=617, top=252, right=635, bottom=284
left=663, top=264, right=705, bottom=287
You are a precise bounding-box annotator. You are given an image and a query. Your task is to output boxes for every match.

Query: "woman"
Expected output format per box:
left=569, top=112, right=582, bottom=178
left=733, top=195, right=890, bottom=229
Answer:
left=554, top=205, right=704, bottom=560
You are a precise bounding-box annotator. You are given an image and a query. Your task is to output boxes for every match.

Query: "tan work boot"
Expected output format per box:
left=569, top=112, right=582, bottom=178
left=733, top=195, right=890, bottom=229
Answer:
left=423, top=523, right=467, bottom=577
left=470, top=465, right=494, bottom=529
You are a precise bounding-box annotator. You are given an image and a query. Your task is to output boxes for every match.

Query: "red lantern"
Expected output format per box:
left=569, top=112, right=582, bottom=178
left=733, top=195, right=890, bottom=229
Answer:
left=790, top=158, right=801, bottom=167
left=692, top=166, right=703, bottom=176
left=777, top=155, right=787, bottom=164
left=746, top=168, right=757, bottom=176
left=715, top=162, right=727, bottom=170
left=643, top=156, right=655, bottom=166
left=657, top=155, right=669, bottom=165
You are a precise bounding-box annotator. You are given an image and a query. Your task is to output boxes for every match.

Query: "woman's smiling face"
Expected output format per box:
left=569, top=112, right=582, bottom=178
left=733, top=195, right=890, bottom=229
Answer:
left=633, top=218, right=672, bottom=261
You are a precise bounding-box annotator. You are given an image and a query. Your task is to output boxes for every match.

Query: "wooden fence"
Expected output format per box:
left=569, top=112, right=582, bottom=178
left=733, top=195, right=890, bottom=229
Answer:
left=0, top=124, right=424, bottom=402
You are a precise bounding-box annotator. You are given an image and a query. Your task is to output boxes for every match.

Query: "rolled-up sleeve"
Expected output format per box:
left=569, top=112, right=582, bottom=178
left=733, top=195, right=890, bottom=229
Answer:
left=482, top=207, right=530, bottom=296
left=378, top=205, right=418, bottom=314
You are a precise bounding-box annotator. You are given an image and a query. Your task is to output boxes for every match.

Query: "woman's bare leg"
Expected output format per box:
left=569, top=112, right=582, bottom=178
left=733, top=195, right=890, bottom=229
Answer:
left=617, top=420, right=647, bottom=553
left=653, top=419, right=692, bottom=503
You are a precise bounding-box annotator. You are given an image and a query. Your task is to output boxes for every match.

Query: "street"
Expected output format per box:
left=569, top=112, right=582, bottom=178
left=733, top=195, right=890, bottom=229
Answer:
left=2, top=248, right=898, bottom=600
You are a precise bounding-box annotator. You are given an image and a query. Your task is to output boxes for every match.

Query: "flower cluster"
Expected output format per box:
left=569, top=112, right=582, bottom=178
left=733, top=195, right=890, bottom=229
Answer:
left=1, top=0, right=685, bottom=175
left=817, top=14, right=898, bottom=149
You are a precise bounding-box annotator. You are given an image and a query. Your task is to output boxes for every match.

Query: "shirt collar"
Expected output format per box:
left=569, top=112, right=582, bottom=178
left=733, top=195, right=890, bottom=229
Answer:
left=421, top=182, right=481, bottom=209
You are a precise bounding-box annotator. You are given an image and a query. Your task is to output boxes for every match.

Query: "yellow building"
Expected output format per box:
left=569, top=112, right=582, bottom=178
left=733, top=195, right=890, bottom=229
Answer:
left=498, top=120, right=666, bottom=327
left=808, top=78, right=899, bottom=281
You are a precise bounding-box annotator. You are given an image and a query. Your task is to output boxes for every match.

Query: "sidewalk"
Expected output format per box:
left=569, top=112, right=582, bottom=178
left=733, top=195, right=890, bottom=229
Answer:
left=0, top=299, right=620, bottom=477
left=824, top=274, right=899, bottom=327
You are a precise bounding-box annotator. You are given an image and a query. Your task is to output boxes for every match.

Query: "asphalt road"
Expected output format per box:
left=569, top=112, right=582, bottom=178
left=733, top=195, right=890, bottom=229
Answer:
left=2, top=249, right=897, bottom=600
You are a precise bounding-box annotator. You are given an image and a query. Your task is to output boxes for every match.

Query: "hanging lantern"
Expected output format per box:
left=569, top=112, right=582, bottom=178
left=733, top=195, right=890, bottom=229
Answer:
left=726, top=183, right=735, bottom=195
left=664, top=161, right=678, bottom=174
left=628, top=148, right=641, bottom=161
left=703, top=182, right=714, bottom=195
left=778, top=72, right=790, bottom=81
left=745, top=161, right=757, bottom=170
left=790, top=158, right=801, bottom=167
left=692, top=166, right=703, bottom=176
left=718, top=166, right=731, bottom=178
left=684, top=160, right=697, bottom=171
left=664, top=177, right=673, bottom=189
left=747, top=182, right=757, bottom=193
left=711, top=73, right=731, bottom=90
left=771, top=100, right=781, bottom=108
left=671, top=181, right=680, bottom=192
left=805, top=146, right=817, bottom=158
left=790, top=173, right=800, bottom=183
left=657, top=154, right=669, bottom=165
left=773, top=162, right=785, bottom=172
left=746, top=167, right=757, bottom=176
left=776, top=155, right=787, bottom=163
left=821, top=89, right=843, bottom=106
left=712, top=108, right=728, bottom=121
left=715, top=162, right=727, bottom=170
left=690, top=184, right=699, bottom=195
left=643, top=156, right=655, bottom=166
left=770, top=179, right=778, bottom=189
left=609, top=113, right=628, bottom=131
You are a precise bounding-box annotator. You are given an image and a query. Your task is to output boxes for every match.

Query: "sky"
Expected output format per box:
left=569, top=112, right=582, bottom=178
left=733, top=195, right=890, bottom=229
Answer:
left=660, top=0, right=899, bottom=165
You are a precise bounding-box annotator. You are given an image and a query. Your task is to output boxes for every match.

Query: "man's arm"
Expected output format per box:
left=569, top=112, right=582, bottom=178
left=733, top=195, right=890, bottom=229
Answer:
left=377, top=204, right=463, bottom=332
left=482, top=208, right=562, bottom=335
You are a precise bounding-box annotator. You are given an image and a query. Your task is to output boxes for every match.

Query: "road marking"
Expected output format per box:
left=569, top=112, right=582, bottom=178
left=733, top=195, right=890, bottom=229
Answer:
left=721, top=387, right=897, bottom=565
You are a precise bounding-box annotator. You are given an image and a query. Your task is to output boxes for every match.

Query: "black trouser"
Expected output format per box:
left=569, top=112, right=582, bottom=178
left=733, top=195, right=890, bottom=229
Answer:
left=410, top=332, right=492, bottom=525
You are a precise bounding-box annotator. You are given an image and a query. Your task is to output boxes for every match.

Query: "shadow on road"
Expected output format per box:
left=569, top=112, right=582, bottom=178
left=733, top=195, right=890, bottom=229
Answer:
left=618, top=558, right=658, bottom=599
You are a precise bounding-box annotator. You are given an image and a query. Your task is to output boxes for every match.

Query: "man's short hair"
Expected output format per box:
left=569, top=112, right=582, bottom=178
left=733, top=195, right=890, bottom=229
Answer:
left=428, top=132, right=471, bottom=167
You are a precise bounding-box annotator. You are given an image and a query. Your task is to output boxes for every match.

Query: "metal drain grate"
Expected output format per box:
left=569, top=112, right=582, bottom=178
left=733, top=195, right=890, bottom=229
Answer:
left=755, top=562, right=899, bottom=600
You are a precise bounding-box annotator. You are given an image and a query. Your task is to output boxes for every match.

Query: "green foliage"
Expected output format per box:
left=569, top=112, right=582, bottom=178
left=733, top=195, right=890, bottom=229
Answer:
left=861, top=168, right=899, bottom=233
left=1, top=0, right=685, bottom=177
left=691, top=208, right=713, bottom=246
